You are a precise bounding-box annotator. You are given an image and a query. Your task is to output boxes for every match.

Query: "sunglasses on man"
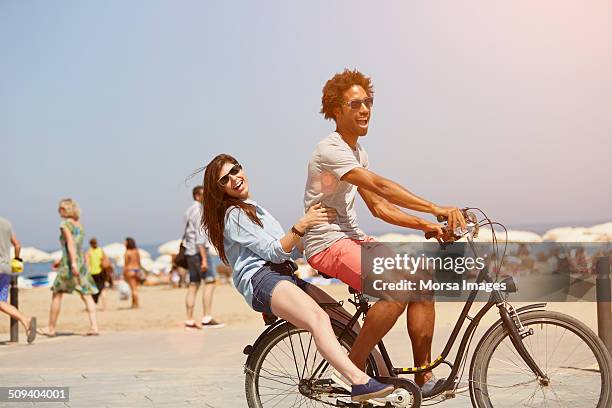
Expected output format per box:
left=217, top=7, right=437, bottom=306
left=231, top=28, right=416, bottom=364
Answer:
left=346, top=97, right=374, bottom=110
left=218, top=164, right=242, bottom=186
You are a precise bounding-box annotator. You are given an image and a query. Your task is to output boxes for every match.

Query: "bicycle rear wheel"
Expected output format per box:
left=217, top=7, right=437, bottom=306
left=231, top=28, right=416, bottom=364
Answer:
left=244, top=321, right=378, bottom=408
left=470, top=310, right=612, bottom=408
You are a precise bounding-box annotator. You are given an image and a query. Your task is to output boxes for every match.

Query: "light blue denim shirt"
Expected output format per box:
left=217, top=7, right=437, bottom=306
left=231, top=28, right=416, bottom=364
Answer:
left=224, top=199, right=301, bottom=307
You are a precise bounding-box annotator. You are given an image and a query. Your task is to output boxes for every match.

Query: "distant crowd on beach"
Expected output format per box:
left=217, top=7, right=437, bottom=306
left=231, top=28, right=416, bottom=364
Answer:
left=0, top=187, right=230, bottom=343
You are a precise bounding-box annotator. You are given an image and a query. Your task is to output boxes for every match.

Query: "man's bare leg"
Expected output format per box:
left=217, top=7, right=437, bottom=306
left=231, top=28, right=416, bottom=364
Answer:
left=185, top=283, right=199, bottom=322
left=407, top=300, right=435, bottom=386
left=349, top=300, right=406, bottom=370
left=0, top=301, right=31, bottom=330
left=202, top=281, right=215, bottom=318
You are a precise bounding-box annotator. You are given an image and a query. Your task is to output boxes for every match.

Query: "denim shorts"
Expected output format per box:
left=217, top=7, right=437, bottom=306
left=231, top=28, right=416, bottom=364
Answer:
left=0, top=273, right=11, bottom=302
left=186, top=253, right=217, bottom=284
left=251, top=262, right=309, bottom=315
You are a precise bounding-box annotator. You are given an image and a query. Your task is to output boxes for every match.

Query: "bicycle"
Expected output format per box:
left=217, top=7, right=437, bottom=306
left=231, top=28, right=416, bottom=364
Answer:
left=242, top=209, right=612, bottom=407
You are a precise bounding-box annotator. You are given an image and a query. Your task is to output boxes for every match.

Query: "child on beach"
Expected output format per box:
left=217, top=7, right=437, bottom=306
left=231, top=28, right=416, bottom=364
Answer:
left=199, top=153, right=394, bottom=402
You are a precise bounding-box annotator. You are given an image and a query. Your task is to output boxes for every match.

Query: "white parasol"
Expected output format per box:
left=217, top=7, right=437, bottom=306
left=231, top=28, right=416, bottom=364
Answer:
left=157, top=239, right=182, bottom=256
left=18, top=247, right=54, bottom=263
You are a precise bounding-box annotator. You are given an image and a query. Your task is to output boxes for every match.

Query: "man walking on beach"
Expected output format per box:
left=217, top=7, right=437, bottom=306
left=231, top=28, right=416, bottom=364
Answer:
left=184, top=186, right=224, bottom=329
left=0, top=217, right=36, bottom=343
left=304, top=69, right=466, bottom=397
left=85, top=238, right=111, bottom=310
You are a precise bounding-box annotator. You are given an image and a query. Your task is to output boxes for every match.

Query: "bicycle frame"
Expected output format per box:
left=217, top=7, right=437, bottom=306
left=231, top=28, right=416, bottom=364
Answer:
left=308, top=235, right=550, bottom=394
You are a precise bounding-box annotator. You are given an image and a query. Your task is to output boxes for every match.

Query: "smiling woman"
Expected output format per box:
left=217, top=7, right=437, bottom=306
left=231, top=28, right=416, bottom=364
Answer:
left=198, top=153, right=395, bottom=402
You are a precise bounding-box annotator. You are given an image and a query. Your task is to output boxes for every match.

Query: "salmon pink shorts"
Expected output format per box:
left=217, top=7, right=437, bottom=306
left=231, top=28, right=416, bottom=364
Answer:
left=308, top=236, right=376, bottom=292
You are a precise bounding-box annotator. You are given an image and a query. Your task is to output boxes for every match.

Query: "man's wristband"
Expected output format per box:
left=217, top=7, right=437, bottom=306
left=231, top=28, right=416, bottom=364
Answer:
left=291, top=226, right=305, bottom=237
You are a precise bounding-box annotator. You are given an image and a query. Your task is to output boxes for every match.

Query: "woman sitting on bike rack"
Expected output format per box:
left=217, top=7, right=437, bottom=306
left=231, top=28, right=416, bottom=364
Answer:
left=200, top=153, right=394, bottom=403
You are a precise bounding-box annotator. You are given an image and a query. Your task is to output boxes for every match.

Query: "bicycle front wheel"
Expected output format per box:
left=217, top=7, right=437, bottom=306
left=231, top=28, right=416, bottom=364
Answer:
left=470, top=310, right=612, bottom=408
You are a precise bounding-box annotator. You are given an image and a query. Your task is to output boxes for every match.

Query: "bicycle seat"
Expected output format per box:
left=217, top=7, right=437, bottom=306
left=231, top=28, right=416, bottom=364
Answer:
left=315, top=270, right=363, bottom=296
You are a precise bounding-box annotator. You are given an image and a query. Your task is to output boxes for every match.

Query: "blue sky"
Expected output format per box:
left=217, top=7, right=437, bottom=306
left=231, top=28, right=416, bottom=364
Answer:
left=2, top=1, right=611, bottom=249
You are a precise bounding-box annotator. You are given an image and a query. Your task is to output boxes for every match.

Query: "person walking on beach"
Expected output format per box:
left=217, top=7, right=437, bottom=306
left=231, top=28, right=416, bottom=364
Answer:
left=304, top=69, right=466, bottom=397
left=0, top=217, right=36, bottom=343
left=123, top=237, right=143, bottom=309
left=184, top=186, right=224, bottom=328
left=200, top=154, right=394, bottom=402
left=39, top=199, right=99, bottom=337
left=85, top=238, right=109, bottom=310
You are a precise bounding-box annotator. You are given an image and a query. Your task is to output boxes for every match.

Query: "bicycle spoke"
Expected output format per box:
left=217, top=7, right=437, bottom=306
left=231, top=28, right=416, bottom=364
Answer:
left=546, top=327, right=567, bottom=364
left=261, top=389, right=302, bottom=407
left=259, top=367, right=299, bottom=386
left=266, top=351, right=299, bottom=382
left=476, top=315, right=607, bottom=408
left=300, top=333, right=314, bottom=379
left=257, top=372, right=298, bottom=388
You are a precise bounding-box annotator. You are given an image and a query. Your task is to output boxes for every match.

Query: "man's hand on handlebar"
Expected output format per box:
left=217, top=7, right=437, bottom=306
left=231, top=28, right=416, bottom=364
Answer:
left=423, top=224, right=455, bottom=243
left=433, top=206, right=467, bottom=232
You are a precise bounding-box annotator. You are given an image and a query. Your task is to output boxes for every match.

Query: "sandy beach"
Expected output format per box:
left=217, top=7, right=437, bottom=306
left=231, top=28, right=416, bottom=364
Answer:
left=2, top=282, right=602, bottom=337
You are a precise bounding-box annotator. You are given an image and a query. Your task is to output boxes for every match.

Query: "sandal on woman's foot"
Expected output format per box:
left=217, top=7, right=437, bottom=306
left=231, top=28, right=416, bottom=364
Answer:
left=37, top=328, right=56, bottom=337
left=184, top=321, right=200, bottom=330
left=86, top=332, right=100, bottom=336
left=26, top=317, right=37, bottom=344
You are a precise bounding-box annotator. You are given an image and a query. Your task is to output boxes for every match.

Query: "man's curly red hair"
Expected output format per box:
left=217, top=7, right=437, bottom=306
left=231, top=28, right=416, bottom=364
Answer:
left=320, top=69, right=374, bottom=121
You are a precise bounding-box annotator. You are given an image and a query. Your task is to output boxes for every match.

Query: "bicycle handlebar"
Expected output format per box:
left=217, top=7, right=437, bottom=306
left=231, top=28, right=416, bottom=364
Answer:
left=424, top=208, right=478, bottom=244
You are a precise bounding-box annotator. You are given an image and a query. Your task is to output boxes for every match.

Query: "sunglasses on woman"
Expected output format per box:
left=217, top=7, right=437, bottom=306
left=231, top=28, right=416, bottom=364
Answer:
left=218, top=164, right=242, bottom=186
left=346, top=96, right=374, bottom=110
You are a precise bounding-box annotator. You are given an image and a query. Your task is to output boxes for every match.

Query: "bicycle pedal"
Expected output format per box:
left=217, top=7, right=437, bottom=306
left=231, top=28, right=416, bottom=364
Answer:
left=443, top=390, right=456, bottom=399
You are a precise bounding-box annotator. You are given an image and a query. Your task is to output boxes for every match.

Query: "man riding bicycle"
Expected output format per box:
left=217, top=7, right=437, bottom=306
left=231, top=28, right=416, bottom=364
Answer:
left=304, top=69, right=466, bottom=397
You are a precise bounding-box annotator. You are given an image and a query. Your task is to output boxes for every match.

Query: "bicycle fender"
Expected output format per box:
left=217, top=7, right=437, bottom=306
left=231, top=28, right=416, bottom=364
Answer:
left=243, top=319, right=289, bottom=368
left=469, top=303, right=547, bottom=373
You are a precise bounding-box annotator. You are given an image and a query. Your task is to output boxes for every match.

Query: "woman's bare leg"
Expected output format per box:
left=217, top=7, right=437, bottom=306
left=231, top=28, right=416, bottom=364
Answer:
left=127, top=276, right=140, bottom=308
left=80, top=294, right=99, bottom=334
left=270, top=281, right=369, bottom=385
left=41, top=292, right=62, bottom=335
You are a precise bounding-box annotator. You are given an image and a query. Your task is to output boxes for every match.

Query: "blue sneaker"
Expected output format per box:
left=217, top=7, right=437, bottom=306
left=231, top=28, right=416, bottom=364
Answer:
left=351, top=379, right=394, bottom=402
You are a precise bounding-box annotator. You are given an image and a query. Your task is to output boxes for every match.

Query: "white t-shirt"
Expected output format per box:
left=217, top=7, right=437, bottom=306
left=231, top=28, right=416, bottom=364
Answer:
left=0, top=217, right=13, bottom=273
left=303, top=132, right=369, bottom=258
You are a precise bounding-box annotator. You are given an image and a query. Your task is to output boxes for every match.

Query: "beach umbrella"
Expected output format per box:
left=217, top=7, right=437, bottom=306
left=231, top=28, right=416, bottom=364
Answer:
left=102, top=242, right=151, bottom=266
left=475, top=229, right=542, bottom=243
left=373, top=233, right=429, bottom=242
left=140, top=258, right=154, bottom=272
left=588, top=222, right=612, bottom=235
left=101, top=243, right=150, bottom=263
left=158, top=239, right=182, bottom=255
left=148, top=259, right=172, bottom=275
left=542, top=227, right=586, bottom=241
left=49, top=250, right=62, bottom=262
left=555, top=229, right=595, bottom=242
left=158, top=238, right=218, bottom=256
left=555, top=230, right=612, bottom=243
left=155, top=254, right=173, bottom=265
left=102, top=243, right=125, bottom=262
left=374, top=233, right=411, bottom=242
left=19, top=247, right=53, bottom=263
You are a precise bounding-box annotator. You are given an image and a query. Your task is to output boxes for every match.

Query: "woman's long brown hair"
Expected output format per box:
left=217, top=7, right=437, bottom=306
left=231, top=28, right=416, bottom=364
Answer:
left=200, top=154, right=262, bottom=264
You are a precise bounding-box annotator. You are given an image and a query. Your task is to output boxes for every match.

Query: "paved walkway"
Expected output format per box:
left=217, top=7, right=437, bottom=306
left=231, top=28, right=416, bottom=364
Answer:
left=0, top=302, right=604, bottom=407
left=0, top=324, right=479, bottom=408
left=1, top=329, right=250, bottom=408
